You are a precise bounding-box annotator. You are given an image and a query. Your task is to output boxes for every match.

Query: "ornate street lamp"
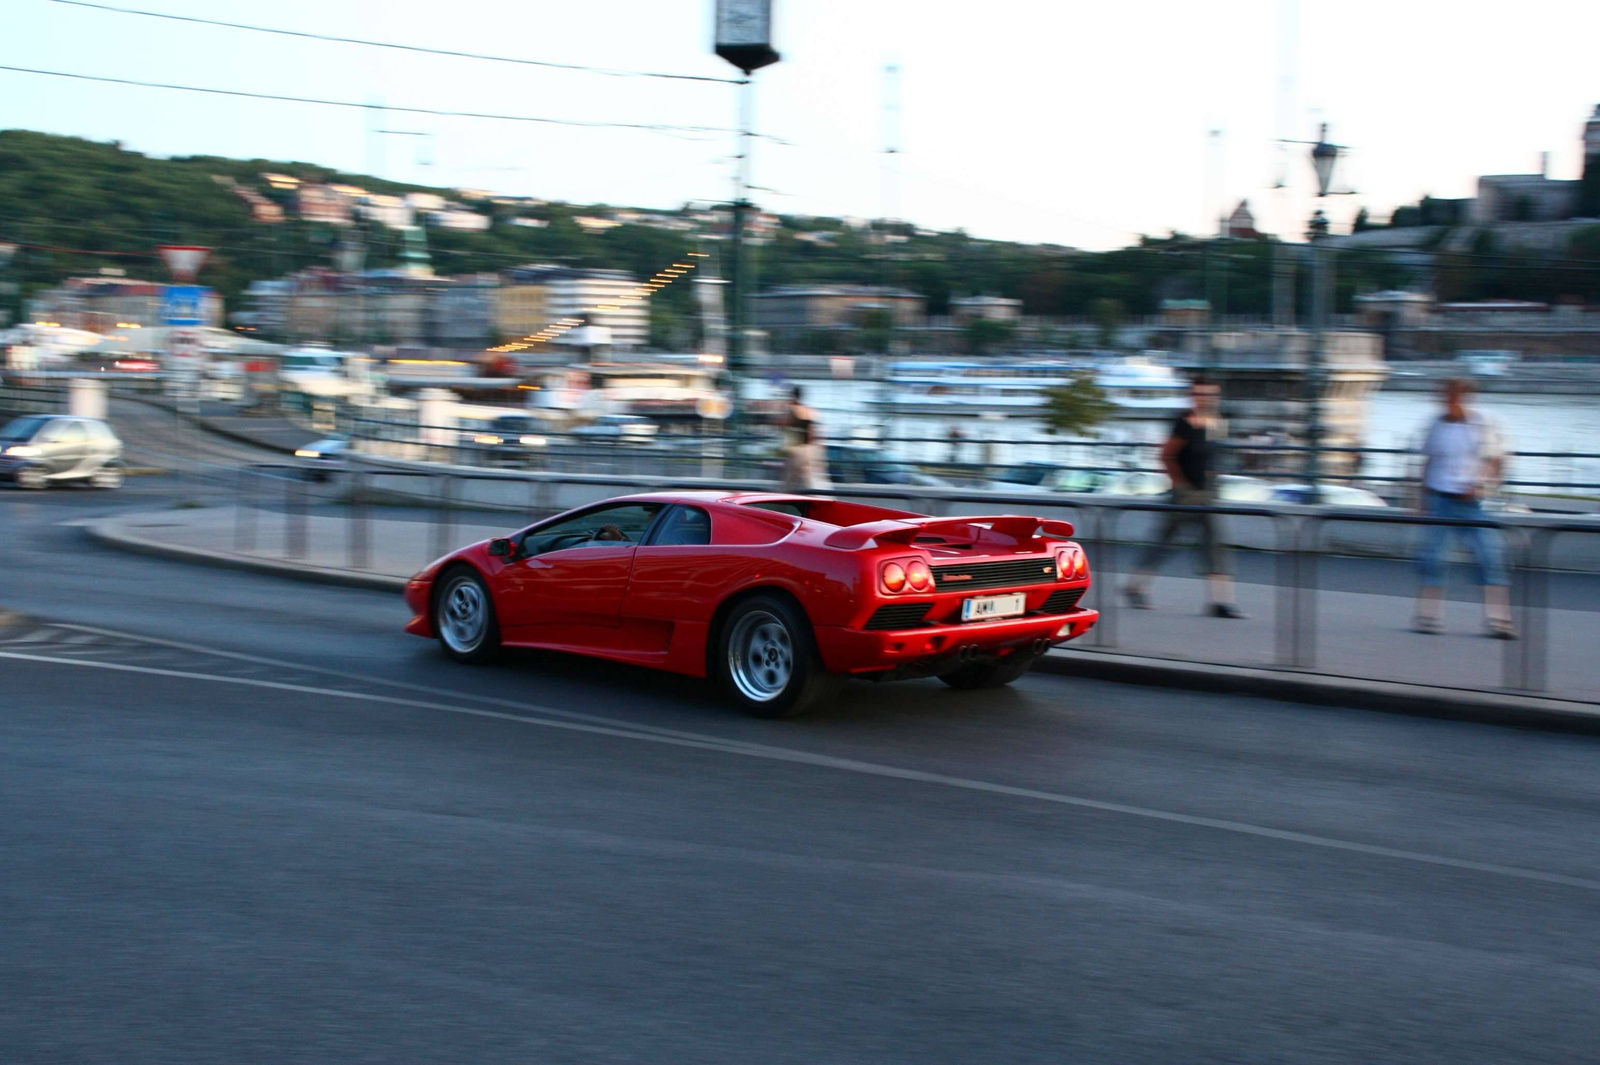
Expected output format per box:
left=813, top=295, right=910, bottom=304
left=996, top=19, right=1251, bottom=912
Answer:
left=1306, top=124, right=1340, bottom=499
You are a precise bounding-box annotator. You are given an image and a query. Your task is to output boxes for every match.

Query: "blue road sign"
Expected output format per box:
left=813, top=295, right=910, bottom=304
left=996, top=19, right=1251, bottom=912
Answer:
left=162, top=285, right=209, bottom=326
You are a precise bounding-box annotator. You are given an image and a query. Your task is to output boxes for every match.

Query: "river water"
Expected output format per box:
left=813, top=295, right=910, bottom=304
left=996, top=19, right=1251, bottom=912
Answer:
left=789, top=380, right=1600, bottom=492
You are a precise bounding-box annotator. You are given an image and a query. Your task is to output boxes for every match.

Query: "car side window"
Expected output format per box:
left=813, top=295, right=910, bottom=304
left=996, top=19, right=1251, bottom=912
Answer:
left=40, top=421, right=86, bottom=445
left=649, top=505, right=711, bottom=547
left=522, top=503, right=661, bottom=556
left=748, top=501, right=809, bottom=518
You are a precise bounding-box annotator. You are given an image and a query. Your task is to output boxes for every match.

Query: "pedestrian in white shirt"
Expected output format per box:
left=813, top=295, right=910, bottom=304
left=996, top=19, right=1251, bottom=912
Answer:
left=1413, top=379, right=1513, bottom=638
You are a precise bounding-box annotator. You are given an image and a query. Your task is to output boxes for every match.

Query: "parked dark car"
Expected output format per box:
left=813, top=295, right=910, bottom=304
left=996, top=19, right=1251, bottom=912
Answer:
left=472, top=415, right=550, bottom=468
left=294, top=435, right=351, bottom=481
left=0, top=414, right=125, bottom=489
left=825, top=444, right=947, bottom=487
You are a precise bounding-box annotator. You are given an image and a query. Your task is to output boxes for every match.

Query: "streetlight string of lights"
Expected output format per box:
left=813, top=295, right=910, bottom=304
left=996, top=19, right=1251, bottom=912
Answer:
left=489, top=253, right=710, bottom=354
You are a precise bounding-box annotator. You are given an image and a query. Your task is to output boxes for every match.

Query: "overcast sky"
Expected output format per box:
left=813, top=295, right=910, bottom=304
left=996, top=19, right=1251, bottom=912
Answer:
left=4, top=0, right=1598, bottom=250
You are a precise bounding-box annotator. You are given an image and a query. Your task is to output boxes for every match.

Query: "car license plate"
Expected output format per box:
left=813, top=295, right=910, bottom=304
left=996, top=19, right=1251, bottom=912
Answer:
left=961, top=593, right=1027, bottom=622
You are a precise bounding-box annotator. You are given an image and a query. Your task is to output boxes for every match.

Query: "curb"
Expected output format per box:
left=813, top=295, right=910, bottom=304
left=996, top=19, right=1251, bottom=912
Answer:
left=117, top=393, right=302, bottom=455
left=1037, top=650, right=1600, bottom=734
left=85, top=517, right=407, bottom=593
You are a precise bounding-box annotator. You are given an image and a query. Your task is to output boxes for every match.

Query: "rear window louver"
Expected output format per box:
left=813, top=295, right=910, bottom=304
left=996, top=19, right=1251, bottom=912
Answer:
left=932, top=558, right=1057, bottom=591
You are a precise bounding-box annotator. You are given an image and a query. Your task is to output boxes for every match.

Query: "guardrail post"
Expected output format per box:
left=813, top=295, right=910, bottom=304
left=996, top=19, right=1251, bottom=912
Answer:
left=350, top=460, right=369, bottom=571
left=1274, top=514, right=1297, bottom=667
left=432, top=472, right=454, bottom=561
left=1523, top=528, right=1552, bottom=693
left=238, top=468, right=258, bottom=553
left=1292, top=517, right=1320, bottom=669
left=1094, top=507, right=1118, bottom=649
left=234, top=467, right=246, bottom=552
left=287, top=470, right=308, bottom=561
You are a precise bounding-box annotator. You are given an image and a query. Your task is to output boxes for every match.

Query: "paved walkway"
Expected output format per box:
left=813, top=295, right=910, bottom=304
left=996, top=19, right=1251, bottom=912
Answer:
left=88, top=504, right=1600, bottom=708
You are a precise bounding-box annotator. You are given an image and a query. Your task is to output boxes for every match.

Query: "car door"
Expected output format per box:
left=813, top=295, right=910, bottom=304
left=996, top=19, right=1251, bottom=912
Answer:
left=622, top=503, right=719, bottom=614
left=495, top=502, right=663, bottom=637
left=37, top=419, right=89, bottom=477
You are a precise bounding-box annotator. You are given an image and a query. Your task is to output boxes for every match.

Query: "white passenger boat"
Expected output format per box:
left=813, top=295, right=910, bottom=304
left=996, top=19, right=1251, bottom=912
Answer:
left=875, top=356, right=1190, bottom=420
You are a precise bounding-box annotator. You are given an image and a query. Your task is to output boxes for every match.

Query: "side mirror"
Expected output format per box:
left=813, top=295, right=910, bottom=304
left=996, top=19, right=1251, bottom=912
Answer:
left=487, top=537, right=513, bottom=558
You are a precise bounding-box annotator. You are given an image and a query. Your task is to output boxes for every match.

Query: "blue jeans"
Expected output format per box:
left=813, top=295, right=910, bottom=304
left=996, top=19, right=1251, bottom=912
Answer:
left=1416, top=490, right=1508, bottom=588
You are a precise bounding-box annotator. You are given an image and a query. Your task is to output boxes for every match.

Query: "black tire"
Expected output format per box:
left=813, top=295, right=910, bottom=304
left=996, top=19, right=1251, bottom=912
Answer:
left=89, top=464, right=124, bottom=490
left=432, top=566, right=502, bottom=664
left=938, top=650, right=1039, bottom=690
left=715, top=594, right=841, bottom=718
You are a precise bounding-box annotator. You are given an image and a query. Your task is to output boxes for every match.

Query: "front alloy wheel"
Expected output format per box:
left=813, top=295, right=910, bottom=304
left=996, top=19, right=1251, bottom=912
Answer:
left=434, top=568, right=500, bottom=663
left=15, top=465, right=46, bottom=490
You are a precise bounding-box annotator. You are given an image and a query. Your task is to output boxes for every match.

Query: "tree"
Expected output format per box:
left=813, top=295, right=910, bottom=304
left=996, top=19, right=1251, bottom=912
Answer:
left=858, top=307, right=893, bottom=353
left=1390, top=205, right=1423, bottom=228
left=1566, top=226, right=1600, bottom=302
left=1578, top=154, right=1600, bottom=219
left=965, top=316, right=1015, bottom=355
left=1042, top=371, right=1116, bottom=438
left=1090, top=297, right=1124, bottom=348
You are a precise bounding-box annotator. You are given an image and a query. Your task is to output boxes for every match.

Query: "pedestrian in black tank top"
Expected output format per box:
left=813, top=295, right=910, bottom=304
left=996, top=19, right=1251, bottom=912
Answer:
left=1122, top=379, right=1246, bottom=618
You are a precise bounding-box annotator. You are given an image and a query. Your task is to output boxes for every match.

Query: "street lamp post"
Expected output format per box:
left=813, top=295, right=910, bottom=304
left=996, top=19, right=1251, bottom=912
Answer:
left=714, top=0, right=779, bottom=473
left=0, top=241, right=16, bottom=329
left=1306, top=124, right=1340, bottom=499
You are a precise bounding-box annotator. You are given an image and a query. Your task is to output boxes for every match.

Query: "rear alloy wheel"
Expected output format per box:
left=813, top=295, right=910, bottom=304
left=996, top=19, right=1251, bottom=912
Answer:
left=15, top=465, right=46, bottom=490
left=718, top=595, right=841, bottom=718
left=433, top=567, right=501, bottom=663
left=89, top=465, right=124, bottom=490
left=938, top=650, right=1040, bottom=690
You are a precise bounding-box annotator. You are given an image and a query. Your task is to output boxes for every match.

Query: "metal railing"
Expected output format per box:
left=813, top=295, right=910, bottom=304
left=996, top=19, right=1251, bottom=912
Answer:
left=343, top=414, right=1600, bottom=499
left=197, top=450, right=1600, bottom=705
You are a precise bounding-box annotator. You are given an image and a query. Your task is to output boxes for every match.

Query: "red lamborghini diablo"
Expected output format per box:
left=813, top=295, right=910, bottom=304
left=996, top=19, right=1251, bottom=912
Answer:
left=404, top=491, right=1098, bottom=717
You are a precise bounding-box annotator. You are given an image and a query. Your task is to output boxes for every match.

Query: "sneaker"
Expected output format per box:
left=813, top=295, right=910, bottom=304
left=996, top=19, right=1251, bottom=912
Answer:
left=1487, top=619, right=1519, bottom=640
left=1122, top=587, right=1152, bottom=610
left=1413, top=616, right=1443, bottom=635
left=1209, top=603, right=1249, bottom=620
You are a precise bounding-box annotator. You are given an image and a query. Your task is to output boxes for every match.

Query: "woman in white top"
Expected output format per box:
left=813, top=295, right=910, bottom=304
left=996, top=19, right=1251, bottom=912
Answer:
left=780, top=417, right=828, bottom=493
left=1413, top=378, right=1513, bottom=638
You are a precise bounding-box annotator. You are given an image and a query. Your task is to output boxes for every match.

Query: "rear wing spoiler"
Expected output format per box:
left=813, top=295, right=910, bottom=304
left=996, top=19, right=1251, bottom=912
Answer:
left=824, top=515, right=1075, bottom=551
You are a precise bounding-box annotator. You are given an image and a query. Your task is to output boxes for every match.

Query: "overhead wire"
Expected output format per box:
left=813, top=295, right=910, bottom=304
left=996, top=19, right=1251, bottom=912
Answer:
left=0, top=65, right=736, bottom=140
left=48, top=0, right=742, bottom=85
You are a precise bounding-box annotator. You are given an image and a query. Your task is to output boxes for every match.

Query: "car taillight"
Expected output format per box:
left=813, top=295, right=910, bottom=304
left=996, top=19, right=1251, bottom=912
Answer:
left=906, top=559, right=932, bottom=591
left=1058, top=545, right=1090, bottom=581
left=881, top=562, right=907, bottom=594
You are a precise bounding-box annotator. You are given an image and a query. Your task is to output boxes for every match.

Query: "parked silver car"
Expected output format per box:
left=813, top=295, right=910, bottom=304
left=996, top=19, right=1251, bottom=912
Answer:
left=0, top=414, right=125, bottom=489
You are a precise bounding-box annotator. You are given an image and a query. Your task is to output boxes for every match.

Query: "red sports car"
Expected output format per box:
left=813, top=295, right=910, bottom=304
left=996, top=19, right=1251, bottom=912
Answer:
left=403, top=491, right=1098, bottom=717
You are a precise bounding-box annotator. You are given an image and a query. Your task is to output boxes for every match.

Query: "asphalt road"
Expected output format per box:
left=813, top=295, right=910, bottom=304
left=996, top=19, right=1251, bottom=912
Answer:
left=5, top=477, right=1600, bottom=1063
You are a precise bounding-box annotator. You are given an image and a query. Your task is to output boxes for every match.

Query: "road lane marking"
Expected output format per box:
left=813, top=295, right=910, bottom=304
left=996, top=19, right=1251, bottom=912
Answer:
left=5, top=646, right=1600, bottom=895
left=50, top=622, right=798, bottom=756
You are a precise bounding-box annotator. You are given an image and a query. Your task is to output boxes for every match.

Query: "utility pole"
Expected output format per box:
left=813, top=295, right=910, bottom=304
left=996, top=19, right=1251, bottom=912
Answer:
left=713, top=0, right=780, bottom=472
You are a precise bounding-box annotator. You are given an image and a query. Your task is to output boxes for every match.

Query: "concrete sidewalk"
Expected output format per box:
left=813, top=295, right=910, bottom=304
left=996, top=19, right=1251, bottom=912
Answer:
left=89, top=505, right=517, bottom=591
left=86, top=504, right=1600, bottom=727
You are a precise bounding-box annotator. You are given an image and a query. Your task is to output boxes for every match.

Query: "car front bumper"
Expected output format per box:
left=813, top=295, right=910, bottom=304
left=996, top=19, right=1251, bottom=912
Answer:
left=0, top=457, right=41, bottom=481
left=815, top=607, right=1099, bottom=676
left=403, top=578, right=434, bottom=637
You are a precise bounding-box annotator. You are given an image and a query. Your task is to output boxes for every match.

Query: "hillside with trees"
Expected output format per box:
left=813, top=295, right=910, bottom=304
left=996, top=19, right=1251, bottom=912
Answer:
left=0, top=128, right=1435, bottom=333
